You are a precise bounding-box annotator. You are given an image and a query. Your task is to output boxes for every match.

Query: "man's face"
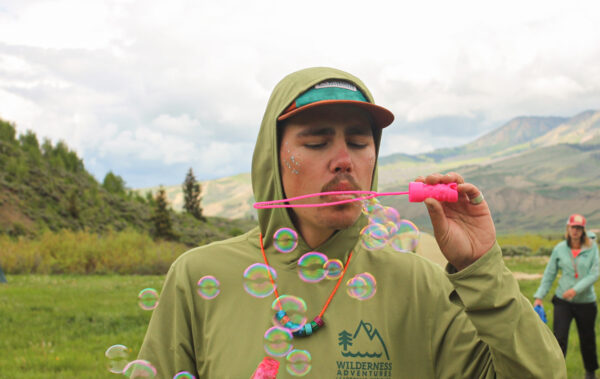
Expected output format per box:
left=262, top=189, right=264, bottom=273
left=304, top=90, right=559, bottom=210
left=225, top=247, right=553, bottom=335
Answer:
left=279, top=104, right=376, bottom=243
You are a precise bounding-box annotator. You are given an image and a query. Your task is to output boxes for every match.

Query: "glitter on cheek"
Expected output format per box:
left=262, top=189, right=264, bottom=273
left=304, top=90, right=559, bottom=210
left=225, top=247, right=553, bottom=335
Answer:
left=282, top=149, right=302, bottom=175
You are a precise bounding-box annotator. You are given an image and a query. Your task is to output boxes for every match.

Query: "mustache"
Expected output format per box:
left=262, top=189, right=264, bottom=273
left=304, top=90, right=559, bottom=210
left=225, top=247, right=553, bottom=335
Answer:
left=320, top=174, right=363, bottom=193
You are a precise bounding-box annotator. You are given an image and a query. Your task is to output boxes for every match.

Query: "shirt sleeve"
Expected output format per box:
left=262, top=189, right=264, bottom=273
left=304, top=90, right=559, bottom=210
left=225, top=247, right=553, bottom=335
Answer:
left=533, top=246, right=560, bottom=299
left=573, top=244, right=600, bottom=295
left=433, top=243, right=566, bottom=379
left=137, top=259, right=199, bottom=378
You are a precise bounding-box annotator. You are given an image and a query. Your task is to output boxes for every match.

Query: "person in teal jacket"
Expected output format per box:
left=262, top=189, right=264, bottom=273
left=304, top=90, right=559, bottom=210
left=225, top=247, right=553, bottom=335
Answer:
left=534, top=213, right=600, bottom=379
left=138, top=67, right=566, bottom=378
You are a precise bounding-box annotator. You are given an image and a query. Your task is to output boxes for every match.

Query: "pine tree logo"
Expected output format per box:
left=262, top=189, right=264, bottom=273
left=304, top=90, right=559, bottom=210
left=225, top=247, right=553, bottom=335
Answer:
left=338, top=330, right=353, bottom=351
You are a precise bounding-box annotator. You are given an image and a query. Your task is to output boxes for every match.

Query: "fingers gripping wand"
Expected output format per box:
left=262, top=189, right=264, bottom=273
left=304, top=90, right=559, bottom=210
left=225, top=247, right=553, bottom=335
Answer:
left=254, top=182, right=458, bottom=209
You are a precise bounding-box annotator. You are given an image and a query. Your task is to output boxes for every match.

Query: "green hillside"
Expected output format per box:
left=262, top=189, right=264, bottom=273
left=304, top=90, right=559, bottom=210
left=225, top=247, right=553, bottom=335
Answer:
left=0, top=119, right=255, bottom=245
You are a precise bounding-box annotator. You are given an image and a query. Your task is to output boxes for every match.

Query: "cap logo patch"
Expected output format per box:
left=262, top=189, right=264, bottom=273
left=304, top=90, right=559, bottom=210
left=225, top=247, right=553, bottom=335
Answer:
left=315, top=80, right=357, bottom=92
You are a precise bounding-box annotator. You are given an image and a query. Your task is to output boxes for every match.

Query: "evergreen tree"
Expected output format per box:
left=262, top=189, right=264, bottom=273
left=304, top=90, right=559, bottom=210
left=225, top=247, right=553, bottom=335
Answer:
left=152, top=187, right=176, bottom=240
left=182, top=168, right=205, bottom=221
left=0, top=118, right=17, bottom=144
left=102, top=171, right=126, bottom=195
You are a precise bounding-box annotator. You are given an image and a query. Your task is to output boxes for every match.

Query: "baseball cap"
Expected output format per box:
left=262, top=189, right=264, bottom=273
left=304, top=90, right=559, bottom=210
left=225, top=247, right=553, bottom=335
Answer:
left=277, top=80, right=395, bottom=128
left=567, top=214, right=586, bottom=227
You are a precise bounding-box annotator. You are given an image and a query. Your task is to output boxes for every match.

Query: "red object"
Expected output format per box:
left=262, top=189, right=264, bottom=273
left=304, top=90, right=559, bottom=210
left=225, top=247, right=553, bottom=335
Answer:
left=567, top=214, right=586, bottom=227
left=251, top=357, right=279, bottom=379
left=408, top=182, right=459, bottom=203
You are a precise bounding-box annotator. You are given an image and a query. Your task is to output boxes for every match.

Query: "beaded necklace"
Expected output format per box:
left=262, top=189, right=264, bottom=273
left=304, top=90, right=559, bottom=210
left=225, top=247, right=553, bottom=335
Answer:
left=259, top=233, right=352, bottom=337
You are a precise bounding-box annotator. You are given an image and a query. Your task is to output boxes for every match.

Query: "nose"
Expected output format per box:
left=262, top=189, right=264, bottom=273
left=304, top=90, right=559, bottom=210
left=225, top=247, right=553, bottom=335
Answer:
left=329, top=142, right=352, bottom=173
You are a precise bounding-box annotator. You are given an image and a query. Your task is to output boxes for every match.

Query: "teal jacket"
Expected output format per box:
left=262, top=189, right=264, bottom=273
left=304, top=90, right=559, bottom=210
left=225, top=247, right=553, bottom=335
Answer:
left=138, top=67, right=566, bottom=378
left=534, top=240, right=600, bottom=303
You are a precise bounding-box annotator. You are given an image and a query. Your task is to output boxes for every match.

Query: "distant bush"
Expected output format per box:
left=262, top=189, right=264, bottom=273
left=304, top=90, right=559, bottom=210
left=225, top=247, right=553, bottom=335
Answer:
left=497, top=233, right=563, bottom=254
left=0, top=228, right=189, bottom=275
left=501, top=245, right=532, bottom=257
left=535, top=246, right=554, bottom=256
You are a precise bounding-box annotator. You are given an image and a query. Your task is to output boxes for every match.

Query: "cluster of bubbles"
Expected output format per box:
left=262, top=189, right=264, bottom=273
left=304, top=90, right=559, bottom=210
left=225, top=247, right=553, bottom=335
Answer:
left=360, top=199, right=420, bottom=252
left=261, top=329, right=312, bottom=376
left=127, top=202, right=415, bottom=377
left=105, top=344, right=196, bottom=378
left=105, top=345, right=155, bottom=378
left=346, top=272, right=377, bottom=300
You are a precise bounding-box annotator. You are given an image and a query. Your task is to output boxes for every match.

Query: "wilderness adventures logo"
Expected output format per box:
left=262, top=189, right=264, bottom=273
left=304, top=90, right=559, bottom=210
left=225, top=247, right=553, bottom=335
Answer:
left=335, top=320, right=392, bottom=378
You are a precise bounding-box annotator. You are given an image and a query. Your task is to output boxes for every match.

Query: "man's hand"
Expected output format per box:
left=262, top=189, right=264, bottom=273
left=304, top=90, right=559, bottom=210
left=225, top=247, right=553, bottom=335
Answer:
left=562, top=289, right=577, bottom=300
left=416, top=172, right=496, bottom=271
left=533, top=298, right=543, bottom=307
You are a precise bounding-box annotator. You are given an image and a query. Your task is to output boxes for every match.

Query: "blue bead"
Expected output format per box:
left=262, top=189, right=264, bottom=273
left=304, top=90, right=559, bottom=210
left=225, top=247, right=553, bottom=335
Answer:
left=285, top=321, right=295, bottom=329
left=304, top=323, right=312, bottom=336
left=276, top=310, right=286, bottom=320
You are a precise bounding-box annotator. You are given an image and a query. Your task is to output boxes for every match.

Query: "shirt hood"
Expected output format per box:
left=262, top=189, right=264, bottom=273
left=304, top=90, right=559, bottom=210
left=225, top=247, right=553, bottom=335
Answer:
left=251, top=67, right=384, bottom=266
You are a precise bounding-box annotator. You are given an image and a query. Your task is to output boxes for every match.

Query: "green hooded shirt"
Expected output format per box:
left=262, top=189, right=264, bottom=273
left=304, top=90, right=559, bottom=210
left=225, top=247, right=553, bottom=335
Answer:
left=138, top=67, right=566, bottom=378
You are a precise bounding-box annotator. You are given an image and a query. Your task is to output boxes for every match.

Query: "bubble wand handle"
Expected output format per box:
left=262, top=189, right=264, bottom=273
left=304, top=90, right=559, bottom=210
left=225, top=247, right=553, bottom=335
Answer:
left=253, top=183, right=458, bottom=209
left=406, top=182, right=459, bottom=202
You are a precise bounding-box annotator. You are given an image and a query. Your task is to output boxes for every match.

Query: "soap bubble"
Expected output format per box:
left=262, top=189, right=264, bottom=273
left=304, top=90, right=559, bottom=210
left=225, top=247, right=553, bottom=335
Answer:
left=389, top=220, right=420, bottom=253
left=264, top=326, right=294, bottom=357
left=138, top=288, right=159, bottom=311
left=360, top=224, right=388, bottom=250
left=347, top=273, right=376, bottom=300
left=197, top=276, right=220, bottom=300
left=286, top=349, right=312, bottom=376
left=272, top=295, right=307, bottom=332
left=273, top=228, right=298, bottom=253
left=122, top=359, right=157, bottom=378
left=105, top=344, right=129, bottom=374
left=173, top=372, right=196, bottom=379
left=324, top=259, right=344, bottom=280
left=297, top=252, right=328, bottom=283
left=368, top=206, right=400, bottom=226
left=243, top=263, right=277, bottom=298
left=346, top=276, right=367, bottom=299
left=362, top=198, right=384, bottom=216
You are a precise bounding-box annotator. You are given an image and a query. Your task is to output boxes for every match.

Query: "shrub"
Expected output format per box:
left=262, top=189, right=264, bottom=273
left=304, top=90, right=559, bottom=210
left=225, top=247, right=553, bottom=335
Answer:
left=0, top=229, right=188, bottom=275
left=535, top=246, right=554, bottom=256
left=501, top=245, right=532, bottom=257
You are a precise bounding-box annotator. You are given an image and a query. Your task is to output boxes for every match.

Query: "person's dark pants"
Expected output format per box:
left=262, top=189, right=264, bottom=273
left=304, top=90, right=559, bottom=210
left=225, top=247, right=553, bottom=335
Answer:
left=552, top=295, right=599, bottom=372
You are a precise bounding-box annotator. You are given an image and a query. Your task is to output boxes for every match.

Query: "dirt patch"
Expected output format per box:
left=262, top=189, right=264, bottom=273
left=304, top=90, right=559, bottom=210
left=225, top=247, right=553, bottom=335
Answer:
left=513, top=272, right=542, bottom=280
left=0, top=189, right=35, bottom=232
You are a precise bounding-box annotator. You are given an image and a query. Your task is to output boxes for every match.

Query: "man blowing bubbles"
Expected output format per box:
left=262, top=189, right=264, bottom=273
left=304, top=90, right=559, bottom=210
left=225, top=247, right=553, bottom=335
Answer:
left=138, top=67, right=566, bottom=378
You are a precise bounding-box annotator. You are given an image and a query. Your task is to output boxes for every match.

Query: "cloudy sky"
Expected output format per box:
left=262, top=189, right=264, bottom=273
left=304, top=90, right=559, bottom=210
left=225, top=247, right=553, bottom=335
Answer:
left=1, top=0, right=599, bottom=188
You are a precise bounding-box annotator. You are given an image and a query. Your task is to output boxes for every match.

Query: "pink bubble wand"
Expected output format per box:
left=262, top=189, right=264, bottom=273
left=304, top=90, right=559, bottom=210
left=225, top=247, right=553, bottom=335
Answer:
left=254, top=182, right=458, bottom=209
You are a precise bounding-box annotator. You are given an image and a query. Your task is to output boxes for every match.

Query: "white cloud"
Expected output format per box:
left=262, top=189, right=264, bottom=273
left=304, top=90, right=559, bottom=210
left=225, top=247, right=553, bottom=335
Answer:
left=0, top=0, right=599, bottom=187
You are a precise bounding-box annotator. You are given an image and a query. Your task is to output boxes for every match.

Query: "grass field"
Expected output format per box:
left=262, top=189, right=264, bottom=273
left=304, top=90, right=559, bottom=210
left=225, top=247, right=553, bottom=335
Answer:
left=0, top=257, right=598, bottom=378
left=0, top=275, right=163, bottom=379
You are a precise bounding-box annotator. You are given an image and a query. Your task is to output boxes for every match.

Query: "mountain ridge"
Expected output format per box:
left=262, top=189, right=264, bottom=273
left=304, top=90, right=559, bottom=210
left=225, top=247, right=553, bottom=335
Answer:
left=143, top=109, right=600, bottom=232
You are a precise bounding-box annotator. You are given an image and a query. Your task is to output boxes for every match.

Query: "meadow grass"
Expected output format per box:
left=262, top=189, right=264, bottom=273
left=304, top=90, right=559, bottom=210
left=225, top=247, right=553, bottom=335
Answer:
left=0, top=258, right=598, bottom=378
left=0, top=275, right=163, bottom=379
